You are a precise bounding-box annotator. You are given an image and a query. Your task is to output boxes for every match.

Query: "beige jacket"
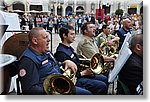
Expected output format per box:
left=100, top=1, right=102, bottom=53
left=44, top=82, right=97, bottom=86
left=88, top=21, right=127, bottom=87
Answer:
left=77, top=35, right=99, bottom=59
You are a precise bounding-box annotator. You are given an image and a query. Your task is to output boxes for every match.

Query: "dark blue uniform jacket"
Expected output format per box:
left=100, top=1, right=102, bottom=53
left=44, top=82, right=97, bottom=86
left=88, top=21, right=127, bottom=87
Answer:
left=117, top=27, right=131, bottom=50
left=54, top=43, right=81, bottom=78
left=18, top=48, right=61, bottom=94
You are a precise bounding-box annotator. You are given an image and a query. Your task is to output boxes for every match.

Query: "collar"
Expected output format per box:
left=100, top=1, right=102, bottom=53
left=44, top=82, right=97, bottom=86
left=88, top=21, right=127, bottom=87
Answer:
left=132, top=50, right=143, bottom=60
left=59, top=43, right=74, bottom=51
left=83, top=35, right=94, bottom=42
left=100, top=32, right=109, bottom=38
left=29, top=47, right=42, bottom=56
left=29, top=46, right=49, bottom=56
left=122, top=27, right=131, bottom=33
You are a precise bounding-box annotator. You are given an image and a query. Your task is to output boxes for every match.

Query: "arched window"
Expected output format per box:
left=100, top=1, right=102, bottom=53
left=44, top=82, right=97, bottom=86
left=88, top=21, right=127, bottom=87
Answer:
left=57, top=5, right=63, bottom=16
left=13, top=2, right=25, bottom=11
left=65, top=6, right=73, bottom=15
left=76, top=6, right=84, bottom=15
left=30, top=5, right=42, bottom=11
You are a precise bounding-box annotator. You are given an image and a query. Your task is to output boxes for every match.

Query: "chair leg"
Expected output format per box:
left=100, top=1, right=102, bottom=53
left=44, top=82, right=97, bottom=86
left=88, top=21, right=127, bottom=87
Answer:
left=16, top=78, right=21, bottom=95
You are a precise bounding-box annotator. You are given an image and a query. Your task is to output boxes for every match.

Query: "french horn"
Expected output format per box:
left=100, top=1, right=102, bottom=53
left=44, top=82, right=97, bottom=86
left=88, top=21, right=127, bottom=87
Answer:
left=99, top=41, right=118, bottom=56
left=43, top=68, right=76, bottom=95
left=99, top=41, right=119, bottom=73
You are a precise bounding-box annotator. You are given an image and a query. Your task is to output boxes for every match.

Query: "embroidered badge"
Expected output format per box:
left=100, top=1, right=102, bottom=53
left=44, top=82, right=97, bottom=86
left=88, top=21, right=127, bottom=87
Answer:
left=42, top=59, right=48, bottom=65
left=19, top=69, right=26, bottom=77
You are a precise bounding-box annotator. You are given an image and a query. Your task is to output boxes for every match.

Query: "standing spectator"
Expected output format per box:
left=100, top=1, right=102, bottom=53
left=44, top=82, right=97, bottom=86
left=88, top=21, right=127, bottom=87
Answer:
left=42, top=15, right=49, bottom=30
left=104, top=14, right=111, bottom=24
left=48, top=19, right=53, bottom=33
left=28, top=14, right=34, bottom=30
left=57, top=16, right=62, bottom=32
left=61, top=16, right=68, bottom=26
left=77, top=15, right=84, bottom=34
left=53, top=16, right=58, bottom=33
left=112, top=20, right=120, bottom=35
left=89, top=14, right=96, bottom=24
left=35, top=15, right=42, bottom=27
left=20, top=15, right=26, bottom=30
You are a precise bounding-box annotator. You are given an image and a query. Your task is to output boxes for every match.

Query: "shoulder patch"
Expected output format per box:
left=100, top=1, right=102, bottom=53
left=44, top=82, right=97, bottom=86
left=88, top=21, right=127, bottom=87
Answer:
left=42, top=59, right=48, bottom=65
left=19, top=69, right=26, bottom=77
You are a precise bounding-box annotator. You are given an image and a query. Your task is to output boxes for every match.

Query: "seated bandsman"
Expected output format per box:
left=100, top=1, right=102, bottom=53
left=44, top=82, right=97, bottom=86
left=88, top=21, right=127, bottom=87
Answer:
left=117, top=34, right=143, bottom=95
left=54, top=25, right=108, bottom=95
left=17, top=27, right=93, bottom=95
left=97, top=24, right=120, bottom=55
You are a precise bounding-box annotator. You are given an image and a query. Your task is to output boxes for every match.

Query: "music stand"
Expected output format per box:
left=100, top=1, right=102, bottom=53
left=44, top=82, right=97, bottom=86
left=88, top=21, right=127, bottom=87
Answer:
left=0, top=25, right=8, bottom=39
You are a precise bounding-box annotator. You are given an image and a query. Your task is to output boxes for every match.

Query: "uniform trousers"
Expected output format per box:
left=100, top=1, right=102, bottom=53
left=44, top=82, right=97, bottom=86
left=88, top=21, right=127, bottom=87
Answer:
left=76, top=74, right=108, bottom=95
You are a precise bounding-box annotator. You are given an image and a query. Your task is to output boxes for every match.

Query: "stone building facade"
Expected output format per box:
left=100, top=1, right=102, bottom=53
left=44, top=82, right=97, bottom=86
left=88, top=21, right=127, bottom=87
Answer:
left=2, top=0, right=143, bottom=16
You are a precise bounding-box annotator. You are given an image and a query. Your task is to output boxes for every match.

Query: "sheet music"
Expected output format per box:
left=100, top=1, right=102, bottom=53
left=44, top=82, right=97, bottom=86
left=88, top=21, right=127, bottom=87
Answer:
left=119, top=32, right=131, bottom=54
left=108, top=44, right=132, bottom=83
left=0, top=11, right=20, bottom=48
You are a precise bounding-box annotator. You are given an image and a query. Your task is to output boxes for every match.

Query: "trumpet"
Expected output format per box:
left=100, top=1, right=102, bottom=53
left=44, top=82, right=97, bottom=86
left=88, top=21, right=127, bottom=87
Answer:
left=79, top=53, right=104, bottom=74
left=43, top=67, right=76, bottom=95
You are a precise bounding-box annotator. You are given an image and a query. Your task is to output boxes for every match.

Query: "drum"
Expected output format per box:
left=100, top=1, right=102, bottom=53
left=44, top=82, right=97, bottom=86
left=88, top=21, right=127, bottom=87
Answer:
left=2, top=33, right=29, bottom=59
left=1, top=33, right=29, bottom=94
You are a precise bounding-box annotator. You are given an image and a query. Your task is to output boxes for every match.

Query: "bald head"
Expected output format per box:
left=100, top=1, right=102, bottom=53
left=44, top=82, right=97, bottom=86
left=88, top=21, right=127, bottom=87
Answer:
left=122, top=18, right=132, bottom=30
left=28, top=27, right=45, bottom=44
left=28, top=27, right=50, bottom=54
left=122, top=18, right=131, bottom=25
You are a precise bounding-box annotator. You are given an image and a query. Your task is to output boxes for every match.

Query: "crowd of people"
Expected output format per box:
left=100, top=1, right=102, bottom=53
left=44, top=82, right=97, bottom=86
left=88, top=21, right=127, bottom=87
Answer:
left=16, top=12, right=143, bottom=95
left=19, top=13, right=142, bottom=35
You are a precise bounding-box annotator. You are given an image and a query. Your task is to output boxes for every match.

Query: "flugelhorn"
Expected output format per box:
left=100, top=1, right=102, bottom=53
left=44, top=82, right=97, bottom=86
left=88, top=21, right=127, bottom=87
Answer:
left=79, top=53, right=104, bottom=74
left=43, top=67, right=76, bottom=95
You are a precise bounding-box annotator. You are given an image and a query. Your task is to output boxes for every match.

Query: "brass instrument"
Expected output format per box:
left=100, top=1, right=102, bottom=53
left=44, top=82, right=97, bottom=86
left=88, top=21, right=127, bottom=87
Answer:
left=43, top=68, right=76, bottom=95
left=99, top=41, right=118, bottom=56
left=99, top=41, right=119, bottom=73
left=79, top=53, right=104, bottom=74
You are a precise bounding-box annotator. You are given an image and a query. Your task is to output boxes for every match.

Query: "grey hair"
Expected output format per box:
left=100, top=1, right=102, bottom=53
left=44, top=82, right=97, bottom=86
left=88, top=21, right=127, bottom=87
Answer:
left=129, top=34, right=143, bottom=50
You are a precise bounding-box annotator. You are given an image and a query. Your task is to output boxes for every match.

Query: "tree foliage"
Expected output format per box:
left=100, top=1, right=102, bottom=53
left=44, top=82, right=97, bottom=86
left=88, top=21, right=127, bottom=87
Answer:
left=115, top=9, right=124, bottom=16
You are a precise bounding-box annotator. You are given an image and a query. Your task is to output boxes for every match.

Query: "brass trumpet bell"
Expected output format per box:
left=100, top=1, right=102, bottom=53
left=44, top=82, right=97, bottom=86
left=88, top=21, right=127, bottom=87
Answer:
left=43, top=74, right=76, bottom=95
left=79, top=53, right=104, bottom=74
left=90, top=53, right=104, bottom=74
